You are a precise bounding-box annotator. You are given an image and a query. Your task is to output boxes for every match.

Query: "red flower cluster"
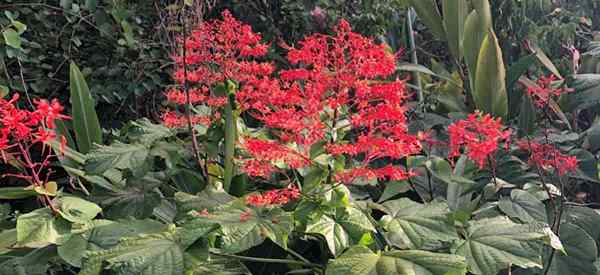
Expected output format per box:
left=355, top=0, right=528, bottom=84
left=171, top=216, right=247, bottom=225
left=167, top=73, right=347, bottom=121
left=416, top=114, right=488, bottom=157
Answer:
left=518, top=140, right=578, bottom=176
left=240, top=139, right=310, bottom=178
left=245, top=186, right=301, bottom=207
left=239, top=19, right=421, bottom=184
left=448, top=111, right=512, bottom=169
left=0, top=93, right=68, bottom=187
left=527, top=75, right=567, bottom=107
left=163, top=10, right=273, bottom=128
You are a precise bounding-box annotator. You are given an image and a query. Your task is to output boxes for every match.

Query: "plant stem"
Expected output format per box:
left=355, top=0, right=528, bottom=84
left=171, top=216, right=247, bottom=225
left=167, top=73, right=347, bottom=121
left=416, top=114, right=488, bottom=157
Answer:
left=406, top=8, right=423, bottom=104
left=223, top=91, right=237, bottom=192
left=180, top=6, right=205, bottom=180
left=210, top=251, right=323, bottom=269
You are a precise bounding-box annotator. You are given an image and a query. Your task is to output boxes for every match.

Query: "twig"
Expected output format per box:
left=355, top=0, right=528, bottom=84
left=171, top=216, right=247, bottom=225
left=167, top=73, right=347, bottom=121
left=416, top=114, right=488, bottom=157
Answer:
left=209, top=251, right=323, bottom=269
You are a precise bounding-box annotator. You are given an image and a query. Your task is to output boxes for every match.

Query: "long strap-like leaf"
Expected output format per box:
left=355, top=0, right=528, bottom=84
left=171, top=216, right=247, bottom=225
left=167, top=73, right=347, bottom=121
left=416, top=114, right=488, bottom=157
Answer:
left=70, top=62, right=102, bottom=154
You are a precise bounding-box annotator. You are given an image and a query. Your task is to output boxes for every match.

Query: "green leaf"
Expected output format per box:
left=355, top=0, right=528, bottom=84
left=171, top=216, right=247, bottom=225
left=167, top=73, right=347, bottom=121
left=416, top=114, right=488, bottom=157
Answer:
left=561, top=74, right=600, bottom=111
left=378, top=181, right=411, bottom=202
left=518, top=94, right=537, bottom=137
left=126, top=118, right=173, bottom=145
left=0, top=246, right=56, bottom=275
left=11, top=21, right=27, bottom=35
left=16, top=208, right=70, bottom=248
left=463, top=0, right=491, bottom=84
left=473, top=29, right=508, bottom=118
left=546, top=224, right=598, bottom=275
left=455, top=217, right=545, bottom=275
left=86, top=142, right=149, bottom=174
left=531, top=43, right=562, bottom=80
left=507, top=55, right=536, bottom=93
left=0, top=85, right=8, bottom=98
left=120, top=21, right=136, bottom=48
left=174, top=183, right=235, bottom=215
left=306, top=206, right=375, bottom=256
left=2, top=29, right=21, bottom=49
left=380, top=198, right=458, bottom=249
left=57, top=196, right=102, bottom=223
left=442, top=0, right=468, bottom=60
left=185, top=253, right=251, bottom=275
left=498, top=189, right=547, bottom=223
left=407, top=0, right=446, bottom=41
left=326, top=246, right=467, bottom=275
left=0, top=187, right=37, bottom=199
left=0, top=229, right=17, bottom=255
left=562, top=205, right=600, bottom=240
left=194, top=205, right=293, bottom=253
left=79, top=226, right=184, bottom=275
left=70, top=62, right=102, bottom=154
left=58, top=219, right=165, bottom=267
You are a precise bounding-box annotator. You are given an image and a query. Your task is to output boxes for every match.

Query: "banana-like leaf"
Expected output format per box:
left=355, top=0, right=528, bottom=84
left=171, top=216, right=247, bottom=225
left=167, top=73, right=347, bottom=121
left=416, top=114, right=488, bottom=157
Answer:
left=473, top=29, right=508, bottom=118
left=443, top=0, right=468, bottom=60
left=70, top=62, right=102, bottom=154
left=408, top=0, right=446, bottom=41
left=463, top=0, right=492, bottom=86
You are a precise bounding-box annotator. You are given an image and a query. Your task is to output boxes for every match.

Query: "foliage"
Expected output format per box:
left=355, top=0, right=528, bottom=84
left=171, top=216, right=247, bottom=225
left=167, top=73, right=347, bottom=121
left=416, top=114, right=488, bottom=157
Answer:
left=1, top=1, right=600, bottom=275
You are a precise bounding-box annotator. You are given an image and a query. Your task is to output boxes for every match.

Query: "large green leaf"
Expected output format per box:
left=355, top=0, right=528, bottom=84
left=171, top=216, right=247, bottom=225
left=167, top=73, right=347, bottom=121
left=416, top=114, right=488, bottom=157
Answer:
left=561, top=205, right=600, bottom=240
left=92, top=174, right=162, bottom=219
left=455, top=217, right=545, bottom=275
left=473, top=29, right=508, bottom=118
left=85, top=142, right=149, bottom=175
left=408, top=0, right=446, bottom=41
left=442, top=0, right=468, bottom=60
left=498, top=189, right=547, bottom=223
left=2, top=28, right=21, bottom=49
left=57, top=196, right=102, bottom=224
left=380, top=198, right=458, bottom=249
left=463, top=1, right=491, bottom=85
left=79, top=226, right=184, bottom=275
left=174, top=183, right=235, bottom=216
left=546, top=224, right=598, bottom=275
left=0, top=187, right=37, bottom=199
left=561, top=74, right=600, bottom=111
left=326, top=246, right=467, bottom=275
left=185, top=253, right=251, bottom=275
left=306, top=206, right=375, bottom=256
left=16, top=208, right=70, bottom=248
left=58, top=219, right=166, bottom=267
left=518, top=94, right=537, bottom=137
left=0, top=246, right=56, bottom=275
left=193, top=204, right=293, bottom=253
left=70, top=62, right=102, bottom=154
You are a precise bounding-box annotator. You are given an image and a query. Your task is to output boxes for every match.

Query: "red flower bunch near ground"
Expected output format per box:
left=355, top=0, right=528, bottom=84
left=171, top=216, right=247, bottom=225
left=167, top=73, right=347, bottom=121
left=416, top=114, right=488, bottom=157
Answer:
left=163, top=9, right=273, bottom=128
left=448, top=111, right=512, bottom=169
left=245, top=185, right=301, bottom=207
left=518, top=140, right=578, bottom=176
left=239, top=19, right=422, bottom=184
left=527, top=74, right=568, bottom=107
left=0, top=93, right=68, bottom=187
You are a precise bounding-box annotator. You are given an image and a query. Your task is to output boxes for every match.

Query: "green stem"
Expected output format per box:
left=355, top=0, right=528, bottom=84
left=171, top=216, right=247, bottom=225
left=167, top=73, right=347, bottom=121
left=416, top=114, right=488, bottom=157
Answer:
left=223, top=87, right=237, bottom=193
left=407, top=8, right=423, bottom=104
left=210, top=251, right=323, bottom=269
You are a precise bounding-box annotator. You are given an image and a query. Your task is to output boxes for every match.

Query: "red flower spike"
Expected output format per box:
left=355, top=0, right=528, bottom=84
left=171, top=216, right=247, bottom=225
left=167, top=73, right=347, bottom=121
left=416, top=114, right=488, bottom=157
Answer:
left=163, top=9, right=272, bottom=128
left=447, top=111, right=512, bottom=169
left=526, top=75, right=569, bottom=107
left=0, top=92, right=68, bottom=204
left=239, top=19, right=421, bottom=184
left=245, top=186, right=301, bottom=207
left=518, top=140, right=578, bottom=176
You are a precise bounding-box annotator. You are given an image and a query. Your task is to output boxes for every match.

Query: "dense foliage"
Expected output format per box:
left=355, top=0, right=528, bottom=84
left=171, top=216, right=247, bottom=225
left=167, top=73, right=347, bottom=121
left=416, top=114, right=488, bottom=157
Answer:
left=1, top=1, right=600, bottom=275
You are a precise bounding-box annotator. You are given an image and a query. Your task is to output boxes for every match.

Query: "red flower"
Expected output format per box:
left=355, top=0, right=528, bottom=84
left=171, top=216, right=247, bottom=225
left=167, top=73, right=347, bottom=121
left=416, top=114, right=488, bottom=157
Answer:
left=240, top=139, right=310, bottom=178
left=239, top=19, right=421, bottom=184
left=163, top=9, right=272, bottom=128
left=448, top=111, right=512, bottom=169
left=527, top=75, right=568, bottom=107
left=518, top=140, right=578, bottom=176
left=245, top=186, right=301, bottom=207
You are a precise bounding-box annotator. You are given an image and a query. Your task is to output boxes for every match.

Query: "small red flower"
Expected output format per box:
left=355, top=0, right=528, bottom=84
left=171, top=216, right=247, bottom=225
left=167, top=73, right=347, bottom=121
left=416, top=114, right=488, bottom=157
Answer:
left=245, top=186, right=301, bottom=207
left=518, top=140, right=578, bottom=176
left=447, top=111, right=512, bottom=169
left=526, top=75, right=568, bottom=107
